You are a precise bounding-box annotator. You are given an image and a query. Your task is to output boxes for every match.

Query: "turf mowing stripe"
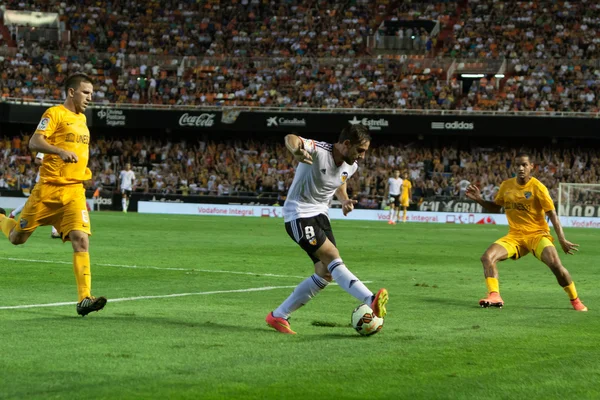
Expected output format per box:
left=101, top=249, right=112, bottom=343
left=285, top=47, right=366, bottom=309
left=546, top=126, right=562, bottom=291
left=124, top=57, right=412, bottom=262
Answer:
left=0, top=285, right=298, bottom=310
left=0, top=257, right=308, bottom=279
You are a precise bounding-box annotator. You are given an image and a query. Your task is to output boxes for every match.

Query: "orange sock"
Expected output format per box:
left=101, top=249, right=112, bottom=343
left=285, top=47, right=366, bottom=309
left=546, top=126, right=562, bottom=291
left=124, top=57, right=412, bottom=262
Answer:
left=73, top=252, right=91, bottom=302
left=0, top=214, right=17, bottom=238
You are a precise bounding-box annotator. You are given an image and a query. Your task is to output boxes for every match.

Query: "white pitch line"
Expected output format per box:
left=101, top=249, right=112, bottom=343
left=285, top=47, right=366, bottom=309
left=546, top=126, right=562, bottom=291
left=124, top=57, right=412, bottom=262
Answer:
left=0, top=257, right=307, bottom=279
left=0, top=285, right=298, bottom=310
left=0, top=257, right=374, bottom=284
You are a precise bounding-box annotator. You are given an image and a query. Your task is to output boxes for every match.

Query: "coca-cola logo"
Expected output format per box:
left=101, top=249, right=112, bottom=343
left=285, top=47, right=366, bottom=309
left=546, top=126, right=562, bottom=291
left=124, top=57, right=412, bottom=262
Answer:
left=178, top=113, right=215, bottom=127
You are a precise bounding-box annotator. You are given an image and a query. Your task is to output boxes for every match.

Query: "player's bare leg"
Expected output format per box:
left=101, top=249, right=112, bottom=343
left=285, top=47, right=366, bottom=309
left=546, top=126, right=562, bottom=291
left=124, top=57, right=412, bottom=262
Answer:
left=540, top=246, right=587, bottom=312
left=479, top=244, right=508, bottom=308
left=70, top=230, right=107, bottom=316
left=1, top=206, right=33, bottom=245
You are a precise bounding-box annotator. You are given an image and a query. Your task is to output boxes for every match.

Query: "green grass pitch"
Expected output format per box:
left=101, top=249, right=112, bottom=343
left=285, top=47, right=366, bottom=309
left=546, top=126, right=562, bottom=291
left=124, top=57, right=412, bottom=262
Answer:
left=0, top=213, right=598, bottom=399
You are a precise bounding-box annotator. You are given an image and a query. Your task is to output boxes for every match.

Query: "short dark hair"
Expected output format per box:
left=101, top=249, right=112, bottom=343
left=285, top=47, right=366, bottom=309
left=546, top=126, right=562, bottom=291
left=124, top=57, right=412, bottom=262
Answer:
left=64, top=73, right=94, bottom=95
left=516, top=152, right=531, bottom=161
left=338, top=124, right=371, bottom=145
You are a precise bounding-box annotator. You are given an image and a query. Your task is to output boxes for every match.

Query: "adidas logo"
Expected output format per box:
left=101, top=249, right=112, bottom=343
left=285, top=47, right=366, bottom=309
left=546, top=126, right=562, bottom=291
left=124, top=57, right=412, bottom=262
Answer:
left=431, top=121, right=475, bottom=130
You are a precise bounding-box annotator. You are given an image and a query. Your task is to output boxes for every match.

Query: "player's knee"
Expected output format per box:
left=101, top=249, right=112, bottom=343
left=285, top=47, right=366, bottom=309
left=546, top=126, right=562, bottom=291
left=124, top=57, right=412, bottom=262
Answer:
left=314, top=270, right=333, bottom=282
left=319, top=251, right=340, bottom=267
left=480, top=252, right=493, bottom=265
left=8, top=232, right=27, bottom=245
left=69, top=231, right=89, bottom=252
left=546, top=258, right=563, bottom=272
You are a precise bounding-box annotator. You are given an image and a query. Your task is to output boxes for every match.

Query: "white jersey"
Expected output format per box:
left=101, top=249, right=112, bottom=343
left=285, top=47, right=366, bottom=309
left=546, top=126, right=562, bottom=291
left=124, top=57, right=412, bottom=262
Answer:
left=283, top=137, right=358, bottom=222
left=35, top=152, right=44, bottom=183
left=119, top=170, right=136, bottom=190
left=387, top=177, right=403, bottom=196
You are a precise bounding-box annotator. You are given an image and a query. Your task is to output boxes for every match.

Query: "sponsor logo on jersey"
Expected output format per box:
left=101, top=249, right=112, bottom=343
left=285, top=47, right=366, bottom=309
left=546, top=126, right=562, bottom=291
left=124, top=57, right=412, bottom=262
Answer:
left=37, top=117, right=50, bottom=131
left=65, top=133, right=89, bottom=144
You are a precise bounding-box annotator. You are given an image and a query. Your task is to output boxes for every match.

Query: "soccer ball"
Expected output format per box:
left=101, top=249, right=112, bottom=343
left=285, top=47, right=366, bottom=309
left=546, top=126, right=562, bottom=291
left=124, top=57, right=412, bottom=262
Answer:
left=351, top=304, right=384, bottom=336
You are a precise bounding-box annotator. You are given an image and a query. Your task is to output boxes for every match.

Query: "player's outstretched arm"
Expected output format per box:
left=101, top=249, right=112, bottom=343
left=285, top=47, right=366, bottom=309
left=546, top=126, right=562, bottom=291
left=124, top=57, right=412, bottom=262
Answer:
left=546, top=209, right=579, bottom=255
left=335, top=183, right=357, bottom=216
left=30, top=134, right=78, bottom=163
left=466, top=184, right=502, bottom=213
left=285, top=134, right=313, bottom=165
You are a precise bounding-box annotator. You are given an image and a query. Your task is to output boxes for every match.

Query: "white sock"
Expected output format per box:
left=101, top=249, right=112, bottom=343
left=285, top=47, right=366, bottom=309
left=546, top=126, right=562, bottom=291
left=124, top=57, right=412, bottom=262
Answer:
left=327, top=258, right=373, bottom=304
left=51, top=226, right=59, bottom=235
left=389, top=208, right=394, bottom=220
left=126, top=199, right=130, bottom=211
left=122, top=198, right=127, bottom=211
left=273, top=274, right=329, bottom=319
left=11, top=203, right=25, bottom=217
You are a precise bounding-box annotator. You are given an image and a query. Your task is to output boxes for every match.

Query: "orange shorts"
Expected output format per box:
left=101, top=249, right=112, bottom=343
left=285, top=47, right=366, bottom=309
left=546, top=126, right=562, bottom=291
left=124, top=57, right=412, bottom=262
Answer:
left=15, top=183, right=91, bottom=241
left=495, top=233, right=554, bottom=261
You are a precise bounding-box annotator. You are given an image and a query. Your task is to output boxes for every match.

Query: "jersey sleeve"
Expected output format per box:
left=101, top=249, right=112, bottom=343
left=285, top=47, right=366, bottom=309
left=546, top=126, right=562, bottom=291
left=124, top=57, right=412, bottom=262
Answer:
left=34, top=107, right=60, bottom=138
left=536, top=181, right=555, bottom=212
left=298, top=136, right=317, bottom=155
left=494, top=181, right=506, bottom=206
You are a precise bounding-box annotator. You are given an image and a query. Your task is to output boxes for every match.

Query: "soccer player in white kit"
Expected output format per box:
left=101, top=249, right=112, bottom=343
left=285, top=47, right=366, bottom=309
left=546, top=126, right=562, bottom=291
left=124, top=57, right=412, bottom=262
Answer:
left=118, top=163, right=135, bottom=213
left=266, top=124, right=389, bottom=334
left=385, top=170, right=403, bottom=224
left=9, top=152, right=60, bottom=238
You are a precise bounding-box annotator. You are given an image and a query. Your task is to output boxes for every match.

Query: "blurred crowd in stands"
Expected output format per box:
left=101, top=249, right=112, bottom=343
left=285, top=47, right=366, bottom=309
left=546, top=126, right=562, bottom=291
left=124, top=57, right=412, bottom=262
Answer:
left=1, top=1, right=600, bottom=207
left=0, top=0, right=599, bottom=112
left=2, top=134, right=599, bottom=208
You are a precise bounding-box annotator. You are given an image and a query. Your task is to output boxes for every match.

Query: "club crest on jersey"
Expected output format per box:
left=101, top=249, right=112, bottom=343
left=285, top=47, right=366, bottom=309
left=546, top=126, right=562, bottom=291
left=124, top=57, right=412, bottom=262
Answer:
left=524, top=191, right=532, bottom=199
left=37, top=117, right=49, bottom=131
left=20, top=218, right=28, bottom=229
left=309, top=238, right=317, bottom=246
left=341, top=171, right=349, bottom=183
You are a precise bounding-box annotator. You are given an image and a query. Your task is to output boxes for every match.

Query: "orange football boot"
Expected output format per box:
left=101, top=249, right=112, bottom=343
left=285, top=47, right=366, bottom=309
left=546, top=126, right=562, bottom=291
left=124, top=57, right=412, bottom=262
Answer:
left=571, top=298, right=588, bottom=312
left=479, top=292, right=504, bottom=308
left=371, top=288, right=389, bottom=318
left=265, top=312, right=296, bottom=334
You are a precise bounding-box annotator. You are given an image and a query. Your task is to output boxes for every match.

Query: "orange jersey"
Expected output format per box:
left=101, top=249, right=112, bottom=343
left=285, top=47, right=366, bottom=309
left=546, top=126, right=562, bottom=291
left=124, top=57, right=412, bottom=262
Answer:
left=34, top=105, right=92, bottom=185
left=401, top=179, right=412, bottom=199
left=494, top=177, right=554, bottom=236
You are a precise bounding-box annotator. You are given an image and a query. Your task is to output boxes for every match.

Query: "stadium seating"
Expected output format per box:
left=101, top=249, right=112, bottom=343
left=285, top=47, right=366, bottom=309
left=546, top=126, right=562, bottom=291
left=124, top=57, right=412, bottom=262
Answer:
left=3, top=135, right=599, bottom=208
left=2, top=0, right=600, bottom=111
